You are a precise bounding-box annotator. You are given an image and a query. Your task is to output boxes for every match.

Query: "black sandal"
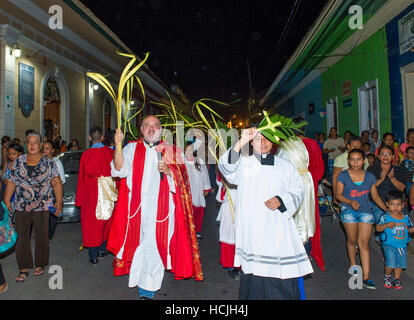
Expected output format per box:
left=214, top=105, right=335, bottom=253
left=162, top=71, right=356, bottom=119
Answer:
left=16, top=271, right=29, bottom=283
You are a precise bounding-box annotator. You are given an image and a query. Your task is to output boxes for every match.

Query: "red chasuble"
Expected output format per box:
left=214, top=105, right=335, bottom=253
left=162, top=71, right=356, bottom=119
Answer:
left=302, top=137, right=325, bottom=271
left=75, top=146, right=114, bottom=248
left=107, top=139, right=203, bottom=281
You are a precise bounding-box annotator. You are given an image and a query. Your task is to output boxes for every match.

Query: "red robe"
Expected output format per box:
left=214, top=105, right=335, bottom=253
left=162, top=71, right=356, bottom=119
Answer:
left=107, top=139, right=203, bottom=281
left=302, top=137, right=325, bottom=271
left=75, top=146, right=114, bottom=248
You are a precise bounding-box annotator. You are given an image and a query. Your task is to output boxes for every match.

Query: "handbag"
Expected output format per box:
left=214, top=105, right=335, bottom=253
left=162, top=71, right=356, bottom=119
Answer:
left=0, top=202, right=17, bottom=254
left=96, top=176, right=118, bottom=220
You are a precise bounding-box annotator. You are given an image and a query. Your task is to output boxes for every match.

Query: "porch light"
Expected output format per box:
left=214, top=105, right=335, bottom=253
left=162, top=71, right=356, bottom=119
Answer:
left=10, top=42, right=21, bottom=58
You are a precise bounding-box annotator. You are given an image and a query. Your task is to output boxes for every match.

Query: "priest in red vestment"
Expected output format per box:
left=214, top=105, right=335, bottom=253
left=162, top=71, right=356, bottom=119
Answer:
left=107, top=115, right=203, bottom=300
left=301, top=135, right=325, bottom=271
left=75, top=126, right=114, bottom=265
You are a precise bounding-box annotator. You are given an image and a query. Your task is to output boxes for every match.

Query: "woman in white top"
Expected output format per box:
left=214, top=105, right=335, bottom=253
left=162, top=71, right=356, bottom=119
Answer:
left=184, top=142, right=211, bottom=238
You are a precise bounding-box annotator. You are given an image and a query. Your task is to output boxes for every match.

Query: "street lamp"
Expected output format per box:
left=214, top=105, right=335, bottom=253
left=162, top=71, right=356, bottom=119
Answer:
left=10, top=42, right=21, bottom=58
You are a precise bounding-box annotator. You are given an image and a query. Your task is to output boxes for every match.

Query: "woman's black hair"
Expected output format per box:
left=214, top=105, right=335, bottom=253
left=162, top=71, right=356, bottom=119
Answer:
left=378, top=144, right=394, bottom=155
left=42, top=140, right=55, bottom=149
left=7, top=141, right=24, bottom=154
left=406, top=146, right=414, bottom=154
left=347, top=148, right=365, bottom=160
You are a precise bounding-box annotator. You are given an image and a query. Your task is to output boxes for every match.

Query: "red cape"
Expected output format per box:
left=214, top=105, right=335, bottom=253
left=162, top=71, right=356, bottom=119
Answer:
left=75, top=147, right=114, bottom=248
left=302, top=137, right=325, bottom=271
left=106, top=139, right=203, bottom=281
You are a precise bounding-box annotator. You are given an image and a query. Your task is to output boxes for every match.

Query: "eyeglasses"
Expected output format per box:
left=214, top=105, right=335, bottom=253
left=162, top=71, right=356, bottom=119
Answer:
left=380, top=153, right=392, bottom=157
left=143, top=123, right=161, bottom=129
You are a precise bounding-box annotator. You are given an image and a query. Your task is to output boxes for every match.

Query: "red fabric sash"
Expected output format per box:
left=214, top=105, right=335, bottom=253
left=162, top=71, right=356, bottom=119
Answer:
left=157, top=142, right=203, bottom=281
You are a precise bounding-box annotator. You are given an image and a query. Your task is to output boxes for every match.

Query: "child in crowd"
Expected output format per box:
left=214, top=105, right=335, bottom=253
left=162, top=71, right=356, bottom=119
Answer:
left=184, top=142, right=211, bottom=239
left=363, top=142, right=371, bottom=155
left=400, top=146, right=414, bottom=196
left=216, top=172, right=239, bottom=279
left=367, top=153, right=376, bottom=166
left=376, top=191, right=414, bottom=290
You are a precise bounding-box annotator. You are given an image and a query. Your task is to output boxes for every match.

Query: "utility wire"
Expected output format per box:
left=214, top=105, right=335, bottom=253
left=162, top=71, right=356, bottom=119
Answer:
left=256, top=0, right=302, bottom=91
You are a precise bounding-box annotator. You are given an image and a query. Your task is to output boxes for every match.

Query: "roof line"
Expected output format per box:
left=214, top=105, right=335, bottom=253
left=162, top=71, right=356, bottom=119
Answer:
left=260, top=0, right=342, bottom=105
left=62, top=0, right=131, bottom=53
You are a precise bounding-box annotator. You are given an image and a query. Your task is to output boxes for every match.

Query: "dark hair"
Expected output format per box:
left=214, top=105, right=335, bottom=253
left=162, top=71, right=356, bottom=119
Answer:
left=363, top=142, right=371, bottom=147
left=382, top=132, right=395, bottom=141
left=328, top=127, right=337, bottom=138
left=361, top=130, right=370, bottom=137
left=89, top=126, right=103, bottom=142
left=385, top=190, right=403, bottom=203
left=366, top=153, right=375, bottom=158
left=347, top=148, right=365, bottom=160
left=42, top=140, right=55, bottom=149
left=406, top=146, right=414, bottom=154
left=347, top=136, right=362, bottom=146
left=7, top=141, right=24, bottom=154
left=378, top=144, right=394, bottom=155
left=25, top=129, right=35, bottom=136
left=1, top=135, right=11, bottom=145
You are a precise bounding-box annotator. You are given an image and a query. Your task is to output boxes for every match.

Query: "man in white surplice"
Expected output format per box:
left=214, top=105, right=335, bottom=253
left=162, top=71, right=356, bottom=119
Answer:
left=218, top=127, right=313, bottom=300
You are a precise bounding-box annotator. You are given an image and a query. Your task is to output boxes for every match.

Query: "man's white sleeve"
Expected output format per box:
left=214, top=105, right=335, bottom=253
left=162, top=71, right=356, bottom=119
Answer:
left=277, top=162, right=305, bottom=219
left=111, top=143, right=135, bottom=178
left=218, top=146, right=242, bottom=185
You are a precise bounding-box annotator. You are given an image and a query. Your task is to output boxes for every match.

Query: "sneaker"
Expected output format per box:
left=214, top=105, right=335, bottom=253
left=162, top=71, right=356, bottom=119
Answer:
left=383, top=275, right=393, bottom=289
left=348, top=265, right=359, bottom=276
left=363, top=279, right=376, bottom=290
left=393, top=279, right=403, bottom=290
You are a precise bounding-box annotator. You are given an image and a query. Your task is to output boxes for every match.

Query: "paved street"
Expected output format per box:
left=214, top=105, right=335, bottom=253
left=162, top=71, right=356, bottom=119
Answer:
left=1, top=191, right=414, bottom=300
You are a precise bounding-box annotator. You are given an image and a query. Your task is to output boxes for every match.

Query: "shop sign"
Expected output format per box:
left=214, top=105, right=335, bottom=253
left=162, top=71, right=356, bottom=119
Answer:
left=398, top=9, right=414, bottom=55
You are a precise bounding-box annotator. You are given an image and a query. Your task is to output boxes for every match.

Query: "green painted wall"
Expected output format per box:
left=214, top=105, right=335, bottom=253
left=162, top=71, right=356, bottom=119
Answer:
left=321, top=27, right=391, bottom=137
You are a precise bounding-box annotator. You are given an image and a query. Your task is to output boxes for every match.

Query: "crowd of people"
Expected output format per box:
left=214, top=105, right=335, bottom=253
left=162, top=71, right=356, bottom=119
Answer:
left=317, top=127, right=414, bottom=290
left=1, top=118, right=414, bottom=299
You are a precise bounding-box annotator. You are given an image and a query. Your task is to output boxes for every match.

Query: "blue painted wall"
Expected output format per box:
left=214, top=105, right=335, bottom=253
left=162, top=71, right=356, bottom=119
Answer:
left=386, top=2, right=414, bottom=143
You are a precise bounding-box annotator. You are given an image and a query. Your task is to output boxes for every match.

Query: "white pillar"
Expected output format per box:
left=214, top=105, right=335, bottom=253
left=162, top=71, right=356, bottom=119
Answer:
left=85, top=78, right=93, bottom=148
left=0, top=25, right=20, bottom=138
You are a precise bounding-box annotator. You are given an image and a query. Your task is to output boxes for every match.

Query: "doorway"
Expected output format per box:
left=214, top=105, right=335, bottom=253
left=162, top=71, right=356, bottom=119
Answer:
left=43, top=77, right=60, bottom=141
left=401, top=63, right=414, bottom=132
left=326, top=97, right=338, bottom=133
left=358, top=79, right=379, bottom=136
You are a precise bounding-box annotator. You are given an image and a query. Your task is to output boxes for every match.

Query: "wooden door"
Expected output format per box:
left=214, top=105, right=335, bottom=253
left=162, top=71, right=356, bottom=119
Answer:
left=44, top=101, right=60, bottom=134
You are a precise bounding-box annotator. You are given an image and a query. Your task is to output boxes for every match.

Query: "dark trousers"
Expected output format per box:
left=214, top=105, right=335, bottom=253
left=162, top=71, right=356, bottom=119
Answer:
left=14, top=211, right=49, bottom=270
left=239, top=271, right=301, bottom=300
left=49, top=214, right=58, bottom=240
left=0, top=263, right=5, bottom=285
left=88, top=241, right=107, bottom=260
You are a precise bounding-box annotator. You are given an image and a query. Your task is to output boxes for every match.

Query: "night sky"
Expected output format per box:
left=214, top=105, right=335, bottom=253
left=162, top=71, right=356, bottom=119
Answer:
left=80, top=0, right=329, bottom=107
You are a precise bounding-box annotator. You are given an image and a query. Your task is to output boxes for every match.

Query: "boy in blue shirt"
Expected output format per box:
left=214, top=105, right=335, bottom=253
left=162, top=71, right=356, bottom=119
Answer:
left=376, top=190, right=414, bottom=290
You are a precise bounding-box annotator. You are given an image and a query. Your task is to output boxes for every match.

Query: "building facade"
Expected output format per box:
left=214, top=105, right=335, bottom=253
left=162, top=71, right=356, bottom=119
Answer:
left=0, top=0, right=176, bottom=147
left=261, top=0, right=414, bottom=143
left=386, top=2, right=414, bottom=142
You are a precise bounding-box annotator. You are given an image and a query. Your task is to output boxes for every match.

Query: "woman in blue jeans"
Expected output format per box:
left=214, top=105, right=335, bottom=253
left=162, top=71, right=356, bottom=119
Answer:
left=336, top=149, right=388, bottom=290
